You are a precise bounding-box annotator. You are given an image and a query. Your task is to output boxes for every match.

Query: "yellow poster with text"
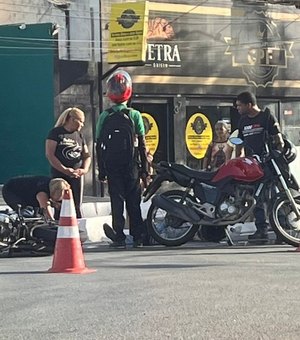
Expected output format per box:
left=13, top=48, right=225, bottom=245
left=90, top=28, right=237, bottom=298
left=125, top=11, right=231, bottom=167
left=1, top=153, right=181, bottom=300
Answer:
left=141, top=113, right=159, bottom=155
left=185, top=113, right=212, bottom=159
left=108, top=1, right=149, bottom=64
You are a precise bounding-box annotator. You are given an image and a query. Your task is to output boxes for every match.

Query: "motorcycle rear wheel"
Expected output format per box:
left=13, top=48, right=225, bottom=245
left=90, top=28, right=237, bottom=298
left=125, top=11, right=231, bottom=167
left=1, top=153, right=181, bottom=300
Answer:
left=270, top=196, right=300, bottom=247
left=146, top=190, right=199, bottom=246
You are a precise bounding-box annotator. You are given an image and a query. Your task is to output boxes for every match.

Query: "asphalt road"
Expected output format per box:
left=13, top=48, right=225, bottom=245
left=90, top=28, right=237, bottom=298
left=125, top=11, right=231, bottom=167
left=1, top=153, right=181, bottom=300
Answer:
left=1, top=242, right=300, bottom=340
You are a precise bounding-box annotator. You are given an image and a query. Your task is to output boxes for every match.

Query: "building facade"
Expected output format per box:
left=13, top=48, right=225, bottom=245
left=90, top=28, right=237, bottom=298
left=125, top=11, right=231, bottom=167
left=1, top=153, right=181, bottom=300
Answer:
left=1, top=0, right=300, bottom=193
left=115, top=1, right=300, bottom=173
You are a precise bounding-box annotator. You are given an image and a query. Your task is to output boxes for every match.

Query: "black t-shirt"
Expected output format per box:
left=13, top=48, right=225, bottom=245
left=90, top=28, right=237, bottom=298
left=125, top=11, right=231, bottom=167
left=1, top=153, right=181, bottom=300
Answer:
left=47, top=126, right=87, bottom=173
left=238, top=110, right=281, bottom=156
left=4, top=176, right=51, bottom=207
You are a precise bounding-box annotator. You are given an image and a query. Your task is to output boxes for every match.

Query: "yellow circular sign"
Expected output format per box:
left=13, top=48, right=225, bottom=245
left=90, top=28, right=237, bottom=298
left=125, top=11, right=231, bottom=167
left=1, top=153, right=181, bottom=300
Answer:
left=141, top=113, right=159, bottom=155
left=185, top=113, right=212, bottom=159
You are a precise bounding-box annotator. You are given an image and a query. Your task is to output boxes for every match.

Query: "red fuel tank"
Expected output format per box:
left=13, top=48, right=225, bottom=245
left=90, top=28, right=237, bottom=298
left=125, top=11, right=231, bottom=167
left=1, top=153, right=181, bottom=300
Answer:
left=211, top=157, right=264, bottom=183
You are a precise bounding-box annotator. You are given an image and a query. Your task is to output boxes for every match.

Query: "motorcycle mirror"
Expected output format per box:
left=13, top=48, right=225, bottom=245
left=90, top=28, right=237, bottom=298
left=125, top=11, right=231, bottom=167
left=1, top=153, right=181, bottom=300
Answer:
left=229, top=137, right=244, bottom=145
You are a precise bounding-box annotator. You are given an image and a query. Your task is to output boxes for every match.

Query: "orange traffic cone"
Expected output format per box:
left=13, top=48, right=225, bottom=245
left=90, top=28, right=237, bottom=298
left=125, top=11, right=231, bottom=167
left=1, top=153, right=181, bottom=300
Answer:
left=48, top=189, right=96, bottom=274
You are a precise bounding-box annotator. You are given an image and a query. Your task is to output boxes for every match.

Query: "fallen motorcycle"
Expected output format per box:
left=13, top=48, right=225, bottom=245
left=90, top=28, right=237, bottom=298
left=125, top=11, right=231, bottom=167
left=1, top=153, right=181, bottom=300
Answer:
left=143, top=137, right=300, bottom=247
left=0, top=205, right=85, bottom=257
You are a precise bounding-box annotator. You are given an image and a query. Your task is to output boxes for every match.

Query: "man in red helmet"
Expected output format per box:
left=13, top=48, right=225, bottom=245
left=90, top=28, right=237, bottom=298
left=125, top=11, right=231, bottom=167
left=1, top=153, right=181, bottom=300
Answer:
left=95, top=70, right=150, bottom=248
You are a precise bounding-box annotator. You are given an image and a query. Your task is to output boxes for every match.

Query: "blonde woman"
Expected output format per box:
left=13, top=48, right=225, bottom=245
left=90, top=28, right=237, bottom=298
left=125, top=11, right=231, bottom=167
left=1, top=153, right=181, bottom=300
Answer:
left=45, top=107, right=91, bottom=218
left=203, top=121, right=233, bottom=171
left=2, top=176, right=70, bottom=220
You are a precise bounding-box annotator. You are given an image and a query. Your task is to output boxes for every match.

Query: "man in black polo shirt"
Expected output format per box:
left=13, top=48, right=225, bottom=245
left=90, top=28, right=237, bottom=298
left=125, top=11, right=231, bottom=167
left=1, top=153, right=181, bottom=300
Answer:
left=235, top=91, right=284, bottom=243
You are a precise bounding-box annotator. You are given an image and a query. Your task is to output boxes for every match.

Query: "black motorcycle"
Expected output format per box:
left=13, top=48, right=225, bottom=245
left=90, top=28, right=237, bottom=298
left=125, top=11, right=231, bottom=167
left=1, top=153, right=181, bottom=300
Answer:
left=0, top=205, right=59, bottom=257
left=0, top=204, right=88, bottom=257
left=143, top=137, right=300, bottom=247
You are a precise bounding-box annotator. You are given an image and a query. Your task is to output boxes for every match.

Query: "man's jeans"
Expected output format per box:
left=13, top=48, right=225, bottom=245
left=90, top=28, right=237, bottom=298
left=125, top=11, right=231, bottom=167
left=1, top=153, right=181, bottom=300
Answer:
left=254, top=205, right=268, bottom=231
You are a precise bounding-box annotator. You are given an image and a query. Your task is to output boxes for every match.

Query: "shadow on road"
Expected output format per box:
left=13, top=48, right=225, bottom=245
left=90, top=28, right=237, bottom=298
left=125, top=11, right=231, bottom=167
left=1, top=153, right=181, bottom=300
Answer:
left=89, top=262, right=221, bottom=269
left=83, top=242, right=296, bottom=257
left=0, top=270, right=49, bottom=275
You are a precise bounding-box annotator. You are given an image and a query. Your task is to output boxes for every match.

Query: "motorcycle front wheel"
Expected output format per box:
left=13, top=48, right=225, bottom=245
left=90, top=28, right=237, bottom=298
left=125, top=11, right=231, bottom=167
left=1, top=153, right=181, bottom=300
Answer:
left=146, top=190, right=199, bottom=246
left=270, top=196, right=300, bottom=247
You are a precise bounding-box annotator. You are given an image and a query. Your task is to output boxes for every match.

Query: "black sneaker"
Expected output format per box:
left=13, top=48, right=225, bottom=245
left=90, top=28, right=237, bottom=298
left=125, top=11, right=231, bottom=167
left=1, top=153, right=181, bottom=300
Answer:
left=248, top=229, right=268, bottom=244
left=108, top=240, right=126, bottom=249
left=103, top=223, right=116, bottom=242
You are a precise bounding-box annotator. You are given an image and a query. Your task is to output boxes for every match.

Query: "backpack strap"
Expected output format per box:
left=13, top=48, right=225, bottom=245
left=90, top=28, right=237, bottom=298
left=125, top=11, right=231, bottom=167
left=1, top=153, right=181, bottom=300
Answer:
left=101, top=107, right=133, bottom=131
left=114, top=107, right=134, bottom=130
left=119, top=107, right=132, bottom=118
left=106, top=107, right=115, bottom=116
left=105, top=107, right=132, bottom=119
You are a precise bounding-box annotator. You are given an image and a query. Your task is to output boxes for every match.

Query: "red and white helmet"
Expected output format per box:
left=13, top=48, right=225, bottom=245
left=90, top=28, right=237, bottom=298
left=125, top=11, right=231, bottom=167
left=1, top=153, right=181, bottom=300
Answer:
left=106, top=70, right=132, bottom=103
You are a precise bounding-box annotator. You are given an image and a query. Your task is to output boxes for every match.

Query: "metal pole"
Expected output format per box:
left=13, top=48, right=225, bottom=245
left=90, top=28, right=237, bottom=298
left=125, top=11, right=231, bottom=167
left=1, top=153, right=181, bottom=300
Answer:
left=90, top=7, right=98, bottom=196
left=65, top=9, right=70, bottom=60
left=98, top=0, right=105, bottom=197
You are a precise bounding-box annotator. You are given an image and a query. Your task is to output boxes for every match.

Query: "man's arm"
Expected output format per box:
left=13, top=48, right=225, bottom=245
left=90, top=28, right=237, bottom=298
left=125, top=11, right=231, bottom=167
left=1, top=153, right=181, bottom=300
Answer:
left=235, top=126, right=245, bottom=158
left=235, top=145, right=244, bottom=158
left=133, top=110, right=150, bottom=176
left=266, top=112, right=284, bottom=152
left=273, top=133, right=284, bottom=152
left=137, top=135, right=149, bottom=173
left=36, top=191, right=55, bottom=220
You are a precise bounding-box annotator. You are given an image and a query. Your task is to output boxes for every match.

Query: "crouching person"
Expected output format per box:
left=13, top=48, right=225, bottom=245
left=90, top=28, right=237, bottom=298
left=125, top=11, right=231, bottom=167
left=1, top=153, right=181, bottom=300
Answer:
left=2, top=176, right=70, bottom=220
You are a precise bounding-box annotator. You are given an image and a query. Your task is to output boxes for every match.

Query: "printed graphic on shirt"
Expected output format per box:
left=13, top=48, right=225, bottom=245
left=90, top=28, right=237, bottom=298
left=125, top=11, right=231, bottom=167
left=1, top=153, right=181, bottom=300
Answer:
left=209, top=142, right=232, bottom=170
left=241, top=124, right=264, bottom=138
left=58, top=137, right=82, bottom=161
left=212, top=145, right=226, bottom=169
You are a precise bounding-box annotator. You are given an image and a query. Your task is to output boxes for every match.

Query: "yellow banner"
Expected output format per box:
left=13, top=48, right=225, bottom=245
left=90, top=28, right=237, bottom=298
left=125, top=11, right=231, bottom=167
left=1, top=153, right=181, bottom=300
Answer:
left=108, top=1, right=149, bottom=64
left=141, top=113, right=159, bottom=155
left=185, top=113, right=212, bottom=159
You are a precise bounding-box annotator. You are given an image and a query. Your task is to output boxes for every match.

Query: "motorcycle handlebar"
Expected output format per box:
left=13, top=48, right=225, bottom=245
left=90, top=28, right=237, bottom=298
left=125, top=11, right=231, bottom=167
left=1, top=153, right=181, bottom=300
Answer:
left=252, top=154, right=261, bottom=162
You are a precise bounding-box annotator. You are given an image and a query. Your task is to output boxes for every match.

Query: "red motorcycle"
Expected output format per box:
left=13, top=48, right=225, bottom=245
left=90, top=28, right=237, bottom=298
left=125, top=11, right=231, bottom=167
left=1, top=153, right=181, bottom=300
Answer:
left=143, top=137, right=300, bottom=247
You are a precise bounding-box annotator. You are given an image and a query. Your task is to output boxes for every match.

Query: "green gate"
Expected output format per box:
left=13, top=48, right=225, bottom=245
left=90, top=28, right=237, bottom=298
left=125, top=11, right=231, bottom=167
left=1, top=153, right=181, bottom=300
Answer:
left=0, top=23, right=55, bottom=183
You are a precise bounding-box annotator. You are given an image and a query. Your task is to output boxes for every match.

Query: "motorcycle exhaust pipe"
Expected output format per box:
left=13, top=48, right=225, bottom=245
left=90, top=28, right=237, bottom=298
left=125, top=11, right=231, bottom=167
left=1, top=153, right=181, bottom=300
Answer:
left=152, top=194, right=200, bottom=224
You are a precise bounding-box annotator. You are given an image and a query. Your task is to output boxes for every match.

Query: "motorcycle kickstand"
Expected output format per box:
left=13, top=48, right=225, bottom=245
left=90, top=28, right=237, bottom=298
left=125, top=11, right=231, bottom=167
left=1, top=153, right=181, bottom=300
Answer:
left=225, top=227, right=235, bottom=246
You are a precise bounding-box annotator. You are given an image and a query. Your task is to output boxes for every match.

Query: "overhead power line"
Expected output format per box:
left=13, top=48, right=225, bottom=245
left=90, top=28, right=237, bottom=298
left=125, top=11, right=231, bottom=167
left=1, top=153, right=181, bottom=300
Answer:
left=0, top=1, right=299, bottom=24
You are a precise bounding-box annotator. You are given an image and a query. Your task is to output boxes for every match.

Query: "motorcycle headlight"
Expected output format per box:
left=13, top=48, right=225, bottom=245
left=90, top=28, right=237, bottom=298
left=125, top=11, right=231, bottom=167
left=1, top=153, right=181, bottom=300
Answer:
left=0, top=213, right=10, bottom=237
left=0, top=213, right=10, bottom=226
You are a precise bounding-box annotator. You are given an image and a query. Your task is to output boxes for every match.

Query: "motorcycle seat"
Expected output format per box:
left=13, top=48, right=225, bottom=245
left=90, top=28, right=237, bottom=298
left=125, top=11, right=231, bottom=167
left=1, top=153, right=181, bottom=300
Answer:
left=163, top=162, right=217, bottom=181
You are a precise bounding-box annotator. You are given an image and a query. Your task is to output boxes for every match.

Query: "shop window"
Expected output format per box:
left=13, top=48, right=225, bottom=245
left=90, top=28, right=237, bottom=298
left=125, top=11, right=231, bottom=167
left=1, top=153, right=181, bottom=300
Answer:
left=185, top=104, right=233, bottom=169
left=280, top=102, right=300, bottom=147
